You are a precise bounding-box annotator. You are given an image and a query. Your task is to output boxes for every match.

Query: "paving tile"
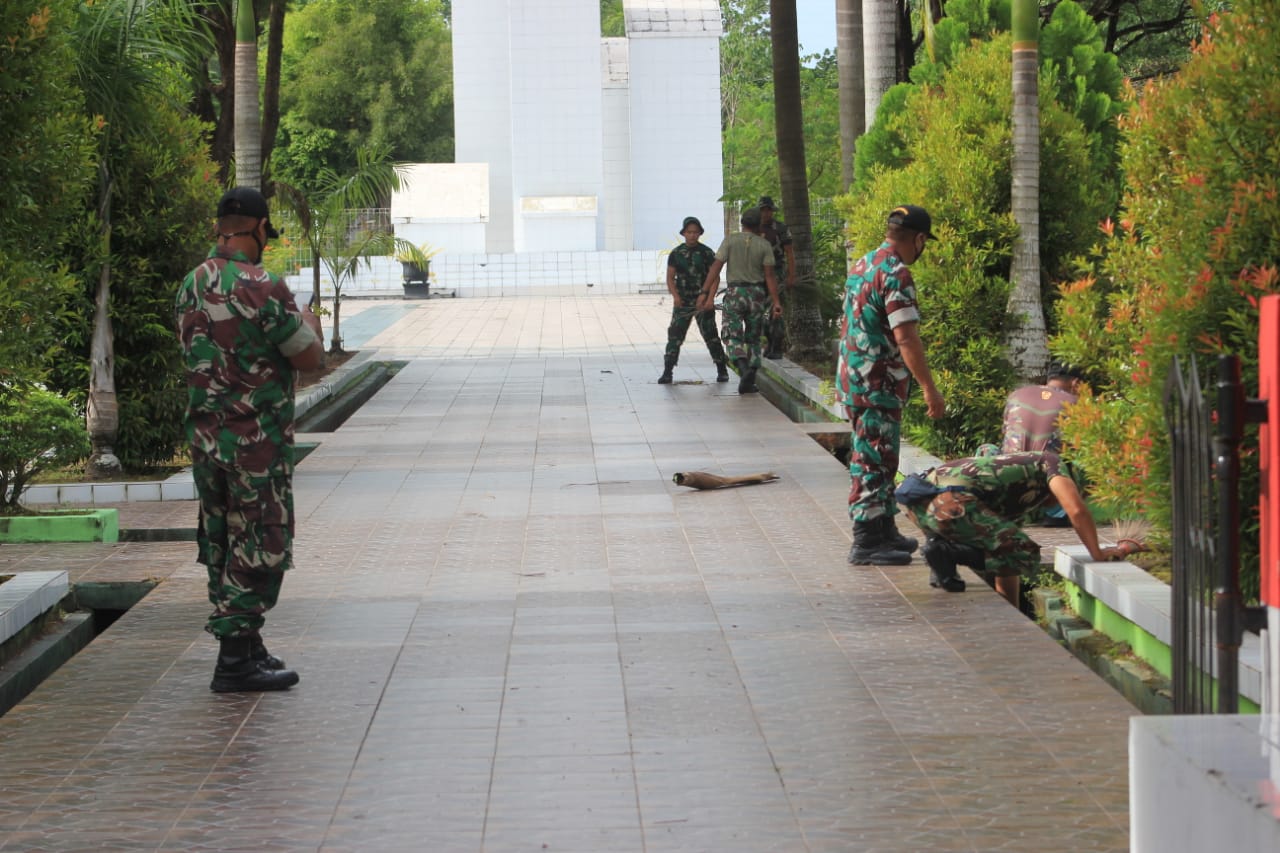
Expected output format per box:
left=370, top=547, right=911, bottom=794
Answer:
left=0, top=296, right=1134, bottom=851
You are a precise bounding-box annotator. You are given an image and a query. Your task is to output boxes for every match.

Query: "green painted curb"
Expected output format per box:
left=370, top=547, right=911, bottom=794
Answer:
left=1061, top=577, right=1261, bottom=714
left=0, top=509, right=119, bottom=543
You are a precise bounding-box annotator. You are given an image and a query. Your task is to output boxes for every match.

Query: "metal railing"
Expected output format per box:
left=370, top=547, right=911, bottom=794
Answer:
left=1165, top=354, right=1267, bottom=713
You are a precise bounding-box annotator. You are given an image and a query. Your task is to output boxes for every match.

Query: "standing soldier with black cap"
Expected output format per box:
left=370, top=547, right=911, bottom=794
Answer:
left=176, top=186, right=324, bottom=693
left=659, top=216, right=730, bottom=384
left=758, top=196, right=795, bottom=359
left=840, top=204, right=946, bottom=565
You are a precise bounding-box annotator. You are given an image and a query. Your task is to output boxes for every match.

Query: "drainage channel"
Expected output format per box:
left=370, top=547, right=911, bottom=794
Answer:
left=0, top=579, right=155, bottom=717
left=297, top=360, right=405, bottom=433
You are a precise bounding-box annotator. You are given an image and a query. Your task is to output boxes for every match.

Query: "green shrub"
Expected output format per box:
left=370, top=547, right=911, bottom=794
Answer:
left=1052, top=0, right=1280, bottom=599
left=0, top=388, right=91, bottom=509
left=48, top=92, right=219, bottom=469
left=0, top=0, right=97, bottom=388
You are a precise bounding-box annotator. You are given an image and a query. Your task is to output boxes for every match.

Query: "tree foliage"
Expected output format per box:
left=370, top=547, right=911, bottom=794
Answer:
left=273, top=0, right=453, bottom=193
left=0, top=0, right=98, bottom=388
left=48, top=86, right=220, bottom=469
left=0, top=389, right=91, bottom=509
left=1052, top=0, right=1280, bottom=597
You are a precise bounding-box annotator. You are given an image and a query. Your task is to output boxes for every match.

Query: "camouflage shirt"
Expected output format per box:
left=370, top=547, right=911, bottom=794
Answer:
left=667, top=241, right=718, bottom=299
left=176, top=248, right=318, bottom=477
left=837, top=242, right=921, bottom=409
left=1000, top=384, right=1078, bottom=453
left=926, top=452, right=1073, bottom=522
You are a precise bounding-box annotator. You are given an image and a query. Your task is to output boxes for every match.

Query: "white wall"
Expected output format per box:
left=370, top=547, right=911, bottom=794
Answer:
left=453, top=0, right=515, bottom=252
left=508, top=0, right=603, bottom=251
left=628, top=34, right=724, bottom=250
left=601, top=38, right=634, bottom=251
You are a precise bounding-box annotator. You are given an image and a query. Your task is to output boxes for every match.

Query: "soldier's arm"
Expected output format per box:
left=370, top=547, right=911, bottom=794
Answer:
left=288, top=308, right=325, bottom=371
left=698, top=259, right=726, bottom=310
left=765, top=264, right=782, bottom=318
left=892, top=322, right=944, bottom=418
left=665, top=263, right=681, bottom=307
left=1049, top=475, right=1123, bottom=562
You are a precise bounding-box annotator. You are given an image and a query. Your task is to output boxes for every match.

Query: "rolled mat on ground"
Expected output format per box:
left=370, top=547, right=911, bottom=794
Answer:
left=673, top=471, right=779, bottom=490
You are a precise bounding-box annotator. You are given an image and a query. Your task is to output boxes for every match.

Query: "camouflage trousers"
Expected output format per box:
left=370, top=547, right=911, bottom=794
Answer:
left=192, top=449, right=295, bottom=640
left=721, top=284, right=769, bottom=368
left=665, top=301, right=727, bottom=364
left=903, top=493, right=1039, bottom=578
left=845, top=405, right=902, bottom=523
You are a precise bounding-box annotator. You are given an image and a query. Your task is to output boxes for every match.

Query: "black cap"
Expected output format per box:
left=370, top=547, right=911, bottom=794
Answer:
left=680, top=216, right=704, bottom=235
left=216, top=187, right=279, bottom=238
left=1047, top=361, right=1086, bottom=381
left=887, top=204, right=935, bottom=240
left=740, top=207, right=762, bottom=228
left=758, top=196, right=776, bottom=210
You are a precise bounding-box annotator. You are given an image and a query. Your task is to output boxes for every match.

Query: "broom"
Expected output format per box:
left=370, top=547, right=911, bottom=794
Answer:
left=1107, top=517, right=1152, bottom=557
left=673, top=471, right=780, bottom=490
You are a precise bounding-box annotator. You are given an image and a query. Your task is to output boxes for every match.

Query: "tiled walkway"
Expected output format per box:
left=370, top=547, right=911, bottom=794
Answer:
left=0, top=296, right=1134, bottom=851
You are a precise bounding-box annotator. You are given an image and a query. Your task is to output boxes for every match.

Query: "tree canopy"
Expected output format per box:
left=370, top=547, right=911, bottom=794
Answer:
left=272, top=0, right=453, bottom=194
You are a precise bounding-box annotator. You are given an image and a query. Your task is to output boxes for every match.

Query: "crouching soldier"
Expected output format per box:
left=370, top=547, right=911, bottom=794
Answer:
left=896, top=452, right=1124, bottom=607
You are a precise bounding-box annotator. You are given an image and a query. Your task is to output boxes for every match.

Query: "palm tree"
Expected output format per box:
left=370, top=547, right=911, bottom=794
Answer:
left=75, top=0, right=210, bottom=477
left=1007, top=0, right=1048, bottom=378
left=861, top=0, right=897, bottom=128
left=836, top=0, right=864, bottom=191
left=275, top=144, right=403, bottom=353
left=769, top=0, right=825, bottom=362
left=233, top=0, right=262, bottom=188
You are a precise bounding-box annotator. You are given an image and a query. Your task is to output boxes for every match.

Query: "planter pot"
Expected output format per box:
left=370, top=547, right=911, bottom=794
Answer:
left=401, top=261, right=429, bottom=284
left=0, top=509, right=119, bottom=543
left=402, top=281, right=431, bottom=298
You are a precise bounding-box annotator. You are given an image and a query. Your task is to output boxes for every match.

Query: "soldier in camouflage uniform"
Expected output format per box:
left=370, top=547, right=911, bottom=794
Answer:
left=659, top=216, right=729, bottom=384
left=176, top=187, right=324, bottom=693
left=899, top=451, right=1123, bottom=607
left=839, top=205, right=945, bottom=565
left=697, top=207, right=782, bottom=395
left=758, top=197, right=795, bottom=359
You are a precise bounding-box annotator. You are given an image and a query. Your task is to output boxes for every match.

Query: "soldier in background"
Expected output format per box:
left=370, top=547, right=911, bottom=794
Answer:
left=758, top=196, right=795, bottom=359
left=697, top=207, right=782, bottom=395
left=176, top=187, right=324, bottom=693
left=659, top=216, right=729, bottom=384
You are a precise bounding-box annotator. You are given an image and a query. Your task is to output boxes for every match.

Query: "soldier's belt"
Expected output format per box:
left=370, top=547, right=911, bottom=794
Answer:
left=727, top=281, right=766, bottom=288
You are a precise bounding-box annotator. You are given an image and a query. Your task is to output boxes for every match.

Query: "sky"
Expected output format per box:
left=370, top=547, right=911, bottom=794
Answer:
left=796, top=0, right=838, bottom=57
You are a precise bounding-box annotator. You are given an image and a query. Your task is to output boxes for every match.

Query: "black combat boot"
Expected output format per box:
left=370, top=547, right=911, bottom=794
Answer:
left=249, top=634, right=286, bottom=670
left=848, top=520, right=912, bottom=565
left=922, top=536, right=970, bottom=592
left=880, top=515, right=919, bottom=554
left=736, top=358, right=758, bottom=394
left=658, top=357, right=675, bottom=384
left=211, top=636, right=300, bottom=693
left=715, top=361, right=730, bottom=383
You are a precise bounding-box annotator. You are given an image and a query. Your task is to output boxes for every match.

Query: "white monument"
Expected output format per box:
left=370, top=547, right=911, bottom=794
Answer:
left=328, top=0, right=727, bottom=297
left=447, top=0, right=724, bottom=258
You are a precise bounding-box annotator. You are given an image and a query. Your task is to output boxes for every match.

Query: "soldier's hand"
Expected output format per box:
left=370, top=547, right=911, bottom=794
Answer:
left=923, top=387, right=946, bottom=419
left=771, top=302, right=783, bottom=319
left=672, top=295, right=683, bottom=309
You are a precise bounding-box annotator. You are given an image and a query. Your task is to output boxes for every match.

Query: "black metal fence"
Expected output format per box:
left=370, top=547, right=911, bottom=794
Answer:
left=1165, top=355, right=1266, bottom=713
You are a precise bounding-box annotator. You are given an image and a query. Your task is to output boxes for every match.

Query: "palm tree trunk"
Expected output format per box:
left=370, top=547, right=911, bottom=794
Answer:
left=836, top=0, right=865, bottom=192
left=862, top=0, right=897, bottom=128
left=770, top=0, right=825, bottom=363
left=86, top=163, right=121, bottom=478
left=233, top=0, right=262, bottom=189
left=261, top=0, right=285, bottom=184
left=1007, top=0, right=1048, bottom=379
